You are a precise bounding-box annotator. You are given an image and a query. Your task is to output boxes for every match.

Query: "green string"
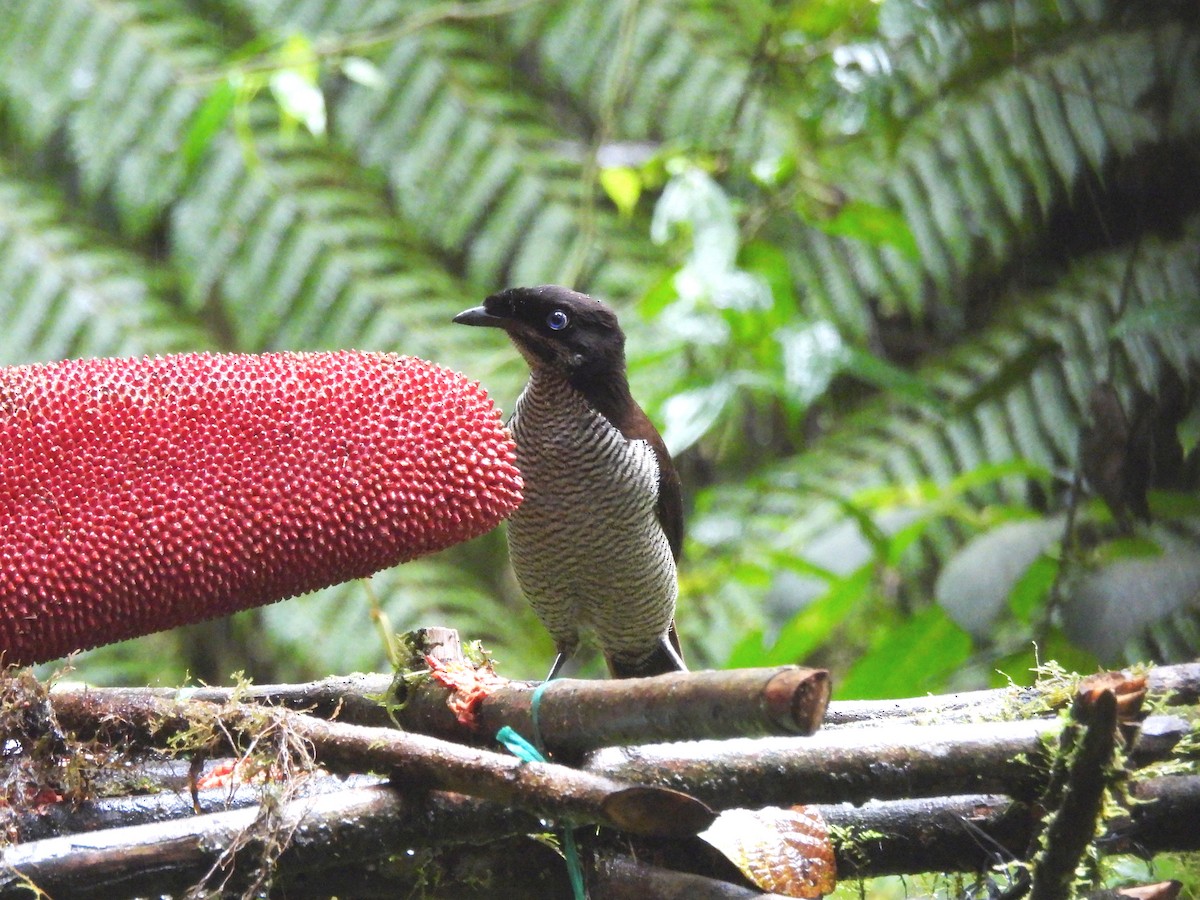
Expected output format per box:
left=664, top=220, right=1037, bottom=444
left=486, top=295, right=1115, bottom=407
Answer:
left=530, top=679, right=551, bottom=752
left=496, top=685, right=585, bottom=900
left=495, top=724, right=541, bottom=763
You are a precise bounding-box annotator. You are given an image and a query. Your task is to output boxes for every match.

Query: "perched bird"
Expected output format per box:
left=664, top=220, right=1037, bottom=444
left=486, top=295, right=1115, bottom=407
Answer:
left=454, top=285, right=686, bottom=679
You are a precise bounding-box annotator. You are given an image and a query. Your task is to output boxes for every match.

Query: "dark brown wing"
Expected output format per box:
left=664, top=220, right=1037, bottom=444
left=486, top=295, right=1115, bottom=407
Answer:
left=643, top=425, right=684, bottom=561
left=606, top=402, right=683, bottom=561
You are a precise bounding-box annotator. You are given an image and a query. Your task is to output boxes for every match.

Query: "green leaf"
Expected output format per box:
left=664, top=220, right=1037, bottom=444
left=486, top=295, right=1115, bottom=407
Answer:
left=1008, top=553, right=1059, bottom=623
left=841, top=345, right=949, bottom=413
left=340, top=56, right=385, bottom=89
left=951, top=339, right=1058, bottom=416
left=946, top=460, right=1052, bottom=496
left=739, top=240, right=797, bottom=318
left=599, top=166, right=642, bottom=217
left=836, top=606, right=972, bottom=699
left=813, top=199, right=919, bottom=259
left=661, top=380, right=736, bottom=455
left=787, top=0, right=878, bottom=40
left=269, top=33, right=326, bottom=138
left=1111, top=300, right=1200, bottom=338
left=270, top=69, right=326, bottom=137
left=182, top=80, right=236, bottom=171
left=1092, top=536, right=1163, bottom=564
left=1148, top=490, right=1200, bottom=519
left=730, top=565, right=873, bottom=668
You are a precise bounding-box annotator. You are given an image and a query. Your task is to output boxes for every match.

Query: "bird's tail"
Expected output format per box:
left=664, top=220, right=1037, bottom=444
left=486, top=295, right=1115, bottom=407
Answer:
left=606, top=623, right=687, bottom=678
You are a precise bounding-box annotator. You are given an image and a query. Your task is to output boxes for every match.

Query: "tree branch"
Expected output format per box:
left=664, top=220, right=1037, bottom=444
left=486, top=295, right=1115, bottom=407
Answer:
left=0, top=784, right=540, bottom=899
left=47, top=690, right=714, bottom=838
left=1030, top=688, right=1122, bottom=900
left=8, top=776, right=1196, bottom=898
left=54, top=664, right=830, bottom=756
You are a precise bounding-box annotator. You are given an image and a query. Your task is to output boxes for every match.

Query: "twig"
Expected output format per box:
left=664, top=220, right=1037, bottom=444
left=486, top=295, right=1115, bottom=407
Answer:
left=6, top=773, right=383, bottom=844
left=399, top=665, right=830, bottom=757
left=8, top=775, right=1196, bottom=897
left=53, top=664, right=830, bottom=755
left=58, top=661, right=1198, bottom=742
left=47, top=690, right=714, bottom=838
left=0, top=784, right=539, bottom=899
left=583, top=714, right=1189, bottom=809
left=825, top=663, right=1200, bottom=727
left=1030, top=688, right=1122, bottom=900
left=586, top=719, right=1058, bottom=807
left=592, top=854, right=791, bottom=899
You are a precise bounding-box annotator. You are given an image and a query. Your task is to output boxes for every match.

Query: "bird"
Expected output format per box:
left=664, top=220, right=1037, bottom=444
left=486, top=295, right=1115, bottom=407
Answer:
left=454, top=285, right=686, bottom=679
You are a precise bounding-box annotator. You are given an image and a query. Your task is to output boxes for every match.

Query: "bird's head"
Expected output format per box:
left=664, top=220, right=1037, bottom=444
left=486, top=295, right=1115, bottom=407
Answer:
left=453, top=285, right=626, bottom=382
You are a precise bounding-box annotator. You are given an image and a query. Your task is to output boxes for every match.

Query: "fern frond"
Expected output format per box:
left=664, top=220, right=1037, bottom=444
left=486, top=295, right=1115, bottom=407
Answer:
left=508, top=0, right=787, bottom=160
left=695, top=219, right=1200, bottom=636
left=796, top=23, right=1200, bottom=334
left=0, top=0, right=226, bottom=237
left=0, top=160, right=209, bottom=364
left=170, top=112, right=499, bottom=373
left=226, top=0, right=668, bottom=296
left=508, top=0, right=784, bottom=161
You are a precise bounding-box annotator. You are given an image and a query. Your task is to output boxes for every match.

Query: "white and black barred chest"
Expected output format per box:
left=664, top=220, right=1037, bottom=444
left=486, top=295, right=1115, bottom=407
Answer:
left=506, top=371, right=677, bottom=660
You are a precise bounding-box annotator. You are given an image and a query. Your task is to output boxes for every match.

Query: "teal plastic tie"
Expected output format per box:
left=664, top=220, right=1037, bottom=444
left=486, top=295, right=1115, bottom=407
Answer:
left=495, top=725, right=542, bottom=763
left=496, top=715, right=585, bottom=900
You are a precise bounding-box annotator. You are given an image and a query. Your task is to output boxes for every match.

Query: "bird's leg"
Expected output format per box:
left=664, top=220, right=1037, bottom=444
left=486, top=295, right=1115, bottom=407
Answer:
left=545, top=644, right=577, bottom=681
left=659, top=634, right=688, bottom=672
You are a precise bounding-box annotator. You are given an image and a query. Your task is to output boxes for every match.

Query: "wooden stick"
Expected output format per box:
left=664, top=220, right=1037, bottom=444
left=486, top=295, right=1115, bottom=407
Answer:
left=47, top=690, right=714, bottom=838
left=6, top=775, right=1196, bottom=897
left=0, top=784, right=534, bottom=899
left=583, top=714, right=1190, bottom=808
left=53, top=664, right=830, bottom=755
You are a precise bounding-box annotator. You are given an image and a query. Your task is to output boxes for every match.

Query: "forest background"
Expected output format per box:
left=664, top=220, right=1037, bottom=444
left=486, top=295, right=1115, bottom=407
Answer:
left=1, top=0, right=1198, bottom=696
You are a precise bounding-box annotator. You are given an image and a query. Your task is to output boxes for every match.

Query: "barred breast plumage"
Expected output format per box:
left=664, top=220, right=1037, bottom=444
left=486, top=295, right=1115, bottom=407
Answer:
left=507, top=371, right=678, bottom=666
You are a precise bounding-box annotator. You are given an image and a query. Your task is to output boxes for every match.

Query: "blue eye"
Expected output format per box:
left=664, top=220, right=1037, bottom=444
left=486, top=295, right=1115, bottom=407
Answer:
left=546, top=309, right=570, bottom=331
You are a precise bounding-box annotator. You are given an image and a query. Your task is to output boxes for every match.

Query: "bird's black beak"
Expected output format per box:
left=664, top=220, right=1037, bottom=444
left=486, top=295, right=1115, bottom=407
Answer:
left=453, top=305, right=506, bottom=328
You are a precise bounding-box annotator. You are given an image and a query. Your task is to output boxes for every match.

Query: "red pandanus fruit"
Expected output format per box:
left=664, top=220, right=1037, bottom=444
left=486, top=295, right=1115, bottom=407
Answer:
left=0, top=351, right=522, bottom=666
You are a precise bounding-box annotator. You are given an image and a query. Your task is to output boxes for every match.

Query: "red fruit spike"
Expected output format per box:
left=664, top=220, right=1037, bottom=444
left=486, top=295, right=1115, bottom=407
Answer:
left=0, top=351, right=522, bottom=666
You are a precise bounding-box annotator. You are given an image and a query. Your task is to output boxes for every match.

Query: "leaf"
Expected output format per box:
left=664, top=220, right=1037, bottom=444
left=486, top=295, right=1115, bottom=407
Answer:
left=840, top=345, right=949, bottom=413
left=743, top=565, right=873, bottom=668
left=814, top=199, right=919, bottom=259
left=1092, top=536, right=1164, bottom=563
left=1111, top=299, right=1200, bottom=337
left=660, top=380, right=736, bottom=455
left=599, top=165, right=642, bottom=217
left=270, top=69, right=326, bottom=137
left=340, top=56, right=385, bottom=89
left=699, top=806, right=837, bottom=898
left=740, top=239, right=798, bottom=319
left=777, top=321, right=846, bottom=407
left=935, top=518, right=1063, bottom=635
left=1008, top=552, right=1059, bottom=624
left=836, top=606, right=972, bottom=699
left=182, top=80, right=236, bottom=171
left=1062, top=530, right=1200, bottom=664
left=651, top=166, right=739, bottom=272
left=602, top=786, right=717, bottom=837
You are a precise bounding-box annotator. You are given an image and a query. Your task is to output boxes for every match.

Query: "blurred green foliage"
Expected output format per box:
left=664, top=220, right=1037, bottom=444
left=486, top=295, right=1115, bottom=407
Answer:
left=0, top=0, right=1197, bottom=699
